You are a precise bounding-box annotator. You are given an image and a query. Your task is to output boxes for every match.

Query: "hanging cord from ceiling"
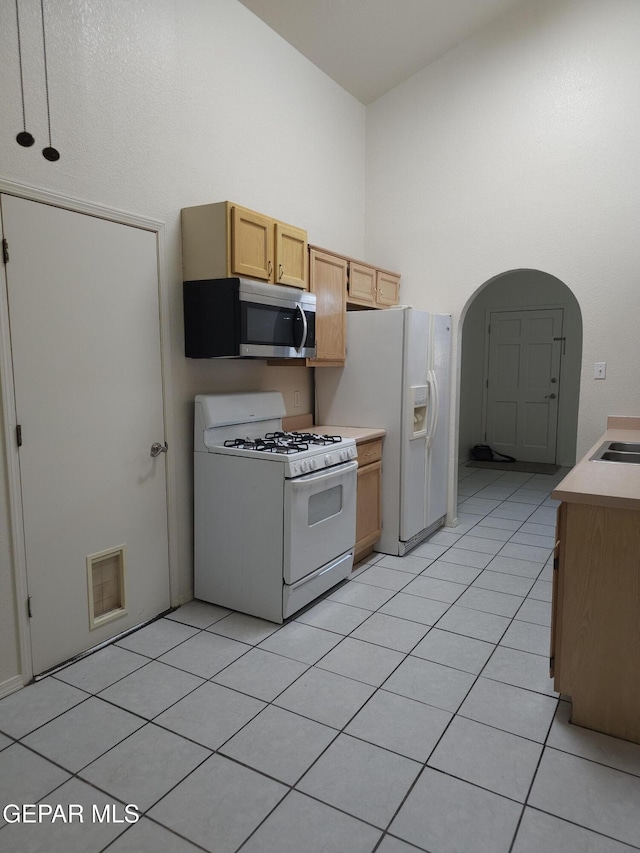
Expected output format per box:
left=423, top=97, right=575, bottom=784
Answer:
left=14, top=0, right=35, bottom=147
left=39, top=0, right=59, bottom=161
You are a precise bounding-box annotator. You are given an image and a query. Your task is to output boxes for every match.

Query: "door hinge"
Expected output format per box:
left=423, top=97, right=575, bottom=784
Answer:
left=487, top=324, right=491, bottom=335
left=27, top=596, right=32, bottom=618
left=16, top=425, right=22, bottom=447
left=553, top=555, right=559, bottom=571
left=2, top=238, right=8, bottom=265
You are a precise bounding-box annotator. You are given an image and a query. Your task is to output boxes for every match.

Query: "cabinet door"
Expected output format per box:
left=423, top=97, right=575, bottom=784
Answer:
left=355, top=460, right=382, bottom=561
left=309, top=249, right=347, bottom=365
left=348, top=262, right=376, bottom=306
left=375, top=270, right=400, bottom=307
left=230, top=205, right=274, bottom=281
left=550, top=502, right=566, bottom=680
left=275, top=222, right=308, bottom=289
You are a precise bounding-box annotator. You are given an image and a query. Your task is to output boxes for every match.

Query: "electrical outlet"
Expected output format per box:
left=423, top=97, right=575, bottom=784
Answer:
left=594, top=362, right=606, bottom=380
left=294, top=390, right=301, bottom=408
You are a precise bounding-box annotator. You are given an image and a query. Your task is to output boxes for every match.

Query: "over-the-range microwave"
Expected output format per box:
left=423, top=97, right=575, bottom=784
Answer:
left=183, top=277, right=316, bottom=359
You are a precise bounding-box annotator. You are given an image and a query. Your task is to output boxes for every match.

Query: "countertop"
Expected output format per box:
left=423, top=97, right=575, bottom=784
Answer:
left=314, top=424, right=386, bottom=443
left=552, top=417, right=640, bottom=510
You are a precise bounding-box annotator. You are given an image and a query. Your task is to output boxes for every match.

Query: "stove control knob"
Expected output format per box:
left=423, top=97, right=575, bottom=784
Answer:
left=340, top=449, right=348, bottom=461
left=309, top=458, right=317, bottom=470
left=349, top=446, right=356, bottom=458
left=325, top=454, right=332, bottom=466
left=301, top=460, right=309, bottom=473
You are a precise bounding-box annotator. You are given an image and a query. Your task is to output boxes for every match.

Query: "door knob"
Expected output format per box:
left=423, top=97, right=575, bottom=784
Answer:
left=551, top=377, right=558, bottom=383
left=150, top=441, right=168, bottom=457
left=544, top=393, right=557, bottom=399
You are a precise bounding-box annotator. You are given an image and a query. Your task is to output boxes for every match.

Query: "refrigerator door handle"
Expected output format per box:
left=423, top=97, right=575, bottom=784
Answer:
left=426, top=369, right=439, bottom=449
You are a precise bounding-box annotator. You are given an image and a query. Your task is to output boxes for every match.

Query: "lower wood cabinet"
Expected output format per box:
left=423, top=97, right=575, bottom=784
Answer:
left=551, top=500, right=640, bottom=743
left=354, top=437, right=383, bottom=565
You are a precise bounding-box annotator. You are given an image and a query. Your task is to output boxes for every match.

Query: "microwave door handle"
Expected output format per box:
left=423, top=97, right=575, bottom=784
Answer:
left=294, top=305, right=308, bottom=351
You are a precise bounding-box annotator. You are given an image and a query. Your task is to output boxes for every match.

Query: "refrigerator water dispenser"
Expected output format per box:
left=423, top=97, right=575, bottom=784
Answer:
left=410, top=385, right=428, bottom=438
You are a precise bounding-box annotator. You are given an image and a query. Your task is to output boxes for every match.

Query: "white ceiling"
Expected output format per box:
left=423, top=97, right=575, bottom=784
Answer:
left=238, top=0, right=527, bottom=104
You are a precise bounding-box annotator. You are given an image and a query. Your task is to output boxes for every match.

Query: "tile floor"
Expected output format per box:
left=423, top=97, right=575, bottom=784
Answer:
left=1, top=466, right=640, bottom=852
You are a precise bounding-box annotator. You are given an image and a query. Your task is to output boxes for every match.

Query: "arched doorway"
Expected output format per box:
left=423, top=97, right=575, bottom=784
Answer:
left=458, top=269, right=583, bottom=470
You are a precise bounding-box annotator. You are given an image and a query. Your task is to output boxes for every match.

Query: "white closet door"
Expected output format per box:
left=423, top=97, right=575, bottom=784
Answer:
left=2, top=194, right=170, bottom=674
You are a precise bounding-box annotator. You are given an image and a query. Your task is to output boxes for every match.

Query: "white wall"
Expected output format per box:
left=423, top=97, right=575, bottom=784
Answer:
left=366, top=0, right=640, bottom=517
left=0, top=0, right=365, bottom=686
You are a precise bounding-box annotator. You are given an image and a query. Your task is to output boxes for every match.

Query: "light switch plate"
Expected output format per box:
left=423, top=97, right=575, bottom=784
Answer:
left=594, top=362, right=606, bottom=379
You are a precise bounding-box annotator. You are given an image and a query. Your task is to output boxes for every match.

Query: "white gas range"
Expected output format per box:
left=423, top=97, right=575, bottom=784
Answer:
left=193, top=392, right=358, bottom=622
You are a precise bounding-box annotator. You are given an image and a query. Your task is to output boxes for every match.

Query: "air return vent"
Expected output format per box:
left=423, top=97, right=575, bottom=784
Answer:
left=87, top=545, right=127, bottom=630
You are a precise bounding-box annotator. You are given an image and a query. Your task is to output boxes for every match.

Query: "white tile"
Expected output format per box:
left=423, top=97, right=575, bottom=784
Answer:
left=519, top=521, right=556, bottom=538
left=0, top=732, right=11, bottom=751
left=515, top=598, right=553, bottom=627
left=115, top=618, right=199, bottom=658
left=54, top=646, right=148, bottom=694
left=390, top=767, right=522, bottom=853
left=477, top=516, right=523, bottom=532
left=500, top=619, right=551, bottom=656
left=154, top=682, right=265, bottom=749
left=455, top=534, right=504, bottom=555
left=239, top=791, right=381, bottom=853
left=529, top=748, right=640, bottom=847
left=527, top=579, right=553, bottom=602
left=409, top=542, right=449, bottom=560
left=97, top=661, right=204, bottom=718
left=412, top=628, right=495, bottom=675
left=457, top=497, right=502, bottom=515
left=346, top=689, right=452, bottom=762
left=0, top=776, right=129, bottom=852
left=377, top=554, right=433, bottom=574
left=294, top=599, right=370, bottom=634
left=482, top=647, right=558, bottom=697
left=80, top=723, right=210, bottom=811
left=350, top=612, right=430, bottom=652
left=206, top=611, right=280, bottom=643
left=274, top=667, right=375, bottom=728
left=422, top=560, right=482, bottom=585
left=528, top=507, right=560, bottom=526
left=472, top=570, right=535, bottom=597
left=402, top=575, right=467, bottom=604
left=158, top=631, right=251, bottom=678
left=327, top=580, right=396, bottom=610
left=438, top=548, right=493, bottom=569
left=376, top=837, right=421, bottom=853
left=148, top=754, right=287, bottom=853
left=426, top=530, right=462, bottom=547
left=258, top=621, right=342, bottom=664
left=428, top=715, right=542, bottom=801
left=459, top=677, right=557, bottom=742
left=220, top=705, right=337, bottom=784
left=352, top=565, right=413, bottom=591
left=384, top=656, right=475, bottom=712
left=0, top=744, right=70, bottom=828
left=22, top=696, right=144, bottom=772
left=316, top=637, right=405, bottom=686
left=379, top=592, right=450, bottom=626
left=486, top=554, right=543, bottom=579
left=103, top=817, right=203, bottom=852
left=547, top=701, right=640, bottom=777
left=212, top=648, right=308, bottom=702
left=489, top=503, right=536, bottom=521
left=297, top=734, right=421, bottom=828
left=165, top=599, right=231, bottom=629
left=464, top=524, right=514, bottom=542
left=436, top=605, right=511, bottom=643
left=509, top=531, right=556, bottom=549
left=0, top=678, right=87, bottom=739
left=499, top=542, right=551, bottom=564
left=513, top=807, right=638, bottom=853
left=456, top=586, right=523, bottom=618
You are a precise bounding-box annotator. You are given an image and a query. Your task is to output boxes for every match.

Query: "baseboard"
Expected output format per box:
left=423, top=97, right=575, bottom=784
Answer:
left=0, top=674, right=24, bottom=699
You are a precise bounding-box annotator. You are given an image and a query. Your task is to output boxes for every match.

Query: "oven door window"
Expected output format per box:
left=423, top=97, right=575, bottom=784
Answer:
left=283, top=462, right=357, bottom=585
left=308, top=485, right=342, bottom=526
left=242, top=302, right=314, bottom=349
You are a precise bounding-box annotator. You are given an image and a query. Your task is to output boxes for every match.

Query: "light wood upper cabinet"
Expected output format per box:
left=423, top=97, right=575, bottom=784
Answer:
left=308, top=248, right=347, bottom=366
left=375, top=270, right=401, bottom=307
left=347, top=261, right=400, bottom=309
left=275, top=221, right=308, bottom=288
left=181, top=201, right=308, bottom=290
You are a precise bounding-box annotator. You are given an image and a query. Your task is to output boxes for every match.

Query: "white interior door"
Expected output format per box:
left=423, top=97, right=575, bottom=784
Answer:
left=484, top=308, right=563, bottom=464
left=1, top=194, right=170, bottom=674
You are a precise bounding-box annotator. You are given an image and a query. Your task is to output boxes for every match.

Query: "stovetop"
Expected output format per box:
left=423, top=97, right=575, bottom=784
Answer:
left=224, top=431, right=344, bottom=455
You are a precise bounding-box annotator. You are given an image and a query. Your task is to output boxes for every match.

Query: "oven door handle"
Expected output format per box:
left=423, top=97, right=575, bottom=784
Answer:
left=290, top=459, right=358, bottom=484
left=293, top=305, right=308, bottom=352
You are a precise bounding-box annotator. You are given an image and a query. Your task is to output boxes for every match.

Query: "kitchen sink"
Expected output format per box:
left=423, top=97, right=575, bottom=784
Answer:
left=591, top=441, right=640, bottom=463
left=608, top=441, right=640, bottom=453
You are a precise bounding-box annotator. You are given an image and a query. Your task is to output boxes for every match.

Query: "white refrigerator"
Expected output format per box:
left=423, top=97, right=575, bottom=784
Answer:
left=316, top=307, right=452, bottom=556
